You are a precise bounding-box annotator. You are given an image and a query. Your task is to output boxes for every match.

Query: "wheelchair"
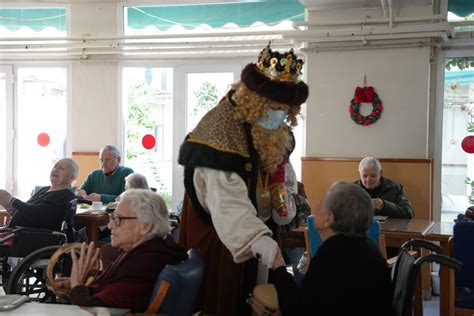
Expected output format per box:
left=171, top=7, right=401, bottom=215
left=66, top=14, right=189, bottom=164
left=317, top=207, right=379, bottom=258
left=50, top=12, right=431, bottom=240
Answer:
left=0, top=198, right=89, bottom=302
left=0, top=227, right=68, bottom=302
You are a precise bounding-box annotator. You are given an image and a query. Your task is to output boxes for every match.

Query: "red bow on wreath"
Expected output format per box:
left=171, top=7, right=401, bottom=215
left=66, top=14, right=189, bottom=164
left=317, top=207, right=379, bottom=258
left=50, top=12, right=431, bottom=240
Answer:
left=354, top=86, right=375, bottom=103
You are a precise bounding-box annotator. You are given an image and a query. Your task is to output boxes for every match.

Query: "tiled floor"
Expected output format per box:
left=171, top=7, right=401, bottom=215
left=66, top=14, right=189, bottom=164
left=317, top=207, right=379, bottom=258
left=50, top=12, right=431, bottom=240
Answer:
left=424, top=295, right=440, bottom=316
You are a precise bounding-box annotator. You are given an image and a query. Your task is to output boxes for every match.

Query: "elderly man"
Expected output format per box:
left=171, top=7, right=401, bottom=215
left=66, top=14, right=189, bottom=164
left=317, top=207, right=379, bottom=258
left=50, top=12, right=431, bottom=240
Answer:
left=0, top=158, right=78, bottom=231
left=178, top=44, right=308, bottom=315
left=355, top=156, right=414, bottom=219
left=49, top=189, right=187, bottom=313
left=77, top=145, right=133, bottom=204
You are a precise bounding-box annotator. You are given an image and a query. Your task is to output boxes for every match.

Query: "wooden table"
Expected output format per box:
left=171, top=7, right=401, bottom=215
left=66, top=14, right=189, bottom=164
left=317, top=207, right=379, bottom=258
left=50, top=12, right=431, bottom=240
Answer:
left=424, top=221, right=455, bottom=316
left=380, top=218, right=435, bottom=245
left=380, top=218, right=435, bottom=316
left=74, top=212, right=109, bottom=245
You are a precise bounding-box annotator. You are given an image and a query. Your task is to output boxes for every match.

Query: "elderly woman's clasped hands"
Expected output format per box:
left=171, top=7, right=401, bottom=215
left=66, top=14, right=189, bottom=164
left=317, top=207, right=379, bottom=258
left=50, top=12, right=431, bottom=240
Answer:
left=48, top=242, right=100, bottom=296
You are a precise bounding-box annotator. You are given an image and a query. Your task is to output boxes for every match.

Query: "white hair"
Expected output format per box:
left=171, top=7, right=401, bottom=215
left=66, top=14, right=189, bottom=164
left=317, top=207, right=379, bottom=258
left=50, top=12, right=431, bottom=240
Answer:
left=60, top=158, right=79, bottom=180
left=120, top=189, right=169, bottom=239
left=101, top=145, right=121, bottom=158
left=125, top=173, right=150, bottom=190
left=359, top=156, right=382, bottom=173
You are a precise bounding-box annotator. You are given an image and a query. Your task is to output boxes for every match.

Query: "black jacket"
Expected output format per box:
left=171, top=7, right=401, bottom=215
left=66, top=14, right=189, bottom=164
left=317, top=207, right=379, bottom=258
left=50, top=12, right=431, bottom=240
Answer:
left=355, top=177, right=414, bottom=219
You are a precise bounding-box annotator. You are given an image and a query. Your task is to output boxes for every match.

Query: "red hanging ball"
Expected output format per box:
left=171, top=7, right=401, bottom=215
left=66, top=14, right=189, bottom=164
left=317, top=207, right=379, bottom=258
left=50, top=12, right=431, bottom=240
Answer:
left=37, top=133, right=50, bottom=147
left=142, top=134, right=156, bottom=150
left=461, top=136, right=474, bottom=153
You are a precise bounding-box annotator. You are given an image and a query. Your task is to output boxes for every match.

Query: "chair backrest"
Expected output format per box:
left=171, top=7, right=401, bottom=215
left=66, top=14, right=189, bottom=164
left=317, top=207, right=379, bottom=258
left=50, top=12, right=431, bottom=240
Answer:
left=452, top=221, right=474, bottom=311
left=146, top=248, right=205, bottom=316
left=62, top=199, right=77, bottom=242
left=453, top=221, right=474, bottom=289
left=61, top=199, right=88, bottom=243
left=391, top=245, right=419, bottom=316
left=306, top=215, right=381, bottom=260
left=391, top=239, right=461, bottom=316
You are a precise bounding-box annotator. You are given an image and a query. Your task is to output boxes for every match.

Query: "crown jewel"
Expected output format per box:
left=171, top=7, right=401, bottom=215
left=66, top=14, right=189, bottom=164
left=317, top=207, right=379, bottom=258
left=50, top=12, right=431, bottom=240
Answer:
left=256, top=44, right=304, bottom=84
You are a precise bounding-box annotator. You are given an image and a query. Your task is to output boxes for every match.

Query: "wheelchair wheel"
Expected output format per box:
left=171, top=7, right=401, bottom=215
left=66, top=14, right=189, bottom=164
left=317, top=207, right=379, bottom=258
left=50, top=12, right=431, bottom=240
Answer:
left=5, top=245, right=62, bottom=302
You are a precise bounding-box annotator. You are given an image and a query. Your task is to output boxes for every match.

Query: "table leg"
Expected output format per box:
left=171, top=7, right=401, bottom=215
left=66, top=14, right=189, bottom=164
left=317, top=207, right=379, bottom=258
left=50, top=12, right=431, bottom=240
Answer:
left=88, top=223, right=98, bottom=244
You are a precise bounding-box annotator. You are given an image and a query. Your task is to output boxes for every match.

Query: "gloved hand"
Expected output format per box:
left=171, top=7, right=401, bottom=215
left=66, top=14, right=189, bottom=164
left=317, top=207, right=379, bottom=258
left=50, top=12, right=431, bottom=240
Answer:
left=250, top=235, right=278, bottom=268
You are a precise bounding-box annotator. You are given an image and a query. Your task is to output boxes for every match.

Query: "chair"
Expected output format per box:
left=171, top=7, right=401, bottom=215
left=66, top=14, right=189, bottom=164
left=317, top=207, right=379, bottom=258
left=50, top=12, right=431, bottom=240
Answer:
left=304, top=215, right=386, bottom=266
left=62, top=199, right=88, bottom=243
left=392, top=239, right=462, bottom=316
left=451, top=221, right=474, bottom=315
left=145, top=248, right=205, bottom=316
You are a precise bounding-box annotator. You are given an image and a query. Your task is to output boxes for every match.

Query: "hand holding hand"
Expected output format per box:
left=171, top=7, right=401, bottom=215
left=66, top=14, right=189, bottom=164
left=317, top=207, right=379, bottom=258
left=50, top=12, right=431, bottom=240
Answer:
left=70, top=242, right=100, bottom=289
left=372, top=198, right=384, bottom=210
left=250, top=235, right=278, bottom=268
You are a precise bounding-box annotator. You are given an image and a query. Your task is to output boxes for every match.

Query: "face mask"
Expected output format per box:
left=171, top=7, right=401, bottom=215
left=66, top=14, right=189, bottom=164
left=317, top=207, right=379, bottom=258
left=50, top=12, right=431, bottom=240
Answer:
left=257, top=109, right=288, bottom=130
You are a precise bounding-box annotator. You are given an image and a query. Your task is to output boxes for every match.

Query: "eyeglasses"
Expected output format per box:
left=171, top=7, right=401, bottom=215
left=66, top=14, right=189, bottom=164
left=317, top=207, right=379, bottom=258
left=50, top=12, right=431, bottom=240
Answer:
left=108, top=213, right=138, bottom=226
left=99, top=157, right=116, bottom=164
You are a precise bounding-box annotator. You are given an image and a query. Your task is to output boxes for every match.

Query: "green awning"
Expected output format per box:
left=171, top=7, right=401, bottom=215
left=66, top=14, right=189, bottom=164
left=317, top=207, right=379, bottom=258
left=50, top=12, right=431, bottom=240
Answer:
left=445, top=69, right=474, bottom=84
left=125, top=1, right=305, bottom=30
left=449, top=0, right=474, bottom=18
left=0, top=8, right=66, bottom=31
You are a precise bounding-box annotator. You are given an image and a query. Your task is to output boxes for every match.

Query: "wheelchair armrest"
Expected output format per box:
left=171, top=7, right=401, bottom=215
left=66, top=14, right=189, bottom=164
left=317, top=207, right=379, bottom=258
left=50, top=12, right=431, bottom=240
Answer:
left=14, top=226, right=54, bottom=234
left=399, top=239, right=442, bottom=254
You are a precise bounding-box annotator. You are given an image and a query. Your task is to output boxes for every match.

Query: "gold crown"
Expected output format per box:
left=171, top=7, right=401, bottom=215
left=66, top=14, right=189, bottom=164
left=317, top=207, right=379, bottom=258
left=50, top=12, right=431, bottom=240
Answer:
left=256, top=44, right=304, bottom=84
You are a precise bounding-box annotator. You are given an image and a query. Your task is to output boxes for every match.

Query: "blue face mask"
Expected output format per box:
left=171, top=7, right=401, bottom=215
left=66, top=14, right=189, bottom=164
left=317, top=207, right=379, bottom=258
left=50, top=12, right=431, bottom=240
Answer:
left=257, top=109, right=288, bottom=130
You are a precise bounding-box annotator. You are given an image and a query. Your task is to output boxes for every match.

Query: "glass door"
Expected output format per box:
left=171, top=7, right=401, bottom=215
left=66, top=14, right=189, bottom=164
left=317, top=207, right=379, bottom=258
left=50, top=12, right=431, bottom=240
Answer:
left=171, top=64, right=240, bottom=209
left=441, top=56, right=474, bottom=222
left=122, top=67, right=174, bottom=206
left=16, top=67, right=68, bottom=199
left=0, top=66, right=13, bottom=195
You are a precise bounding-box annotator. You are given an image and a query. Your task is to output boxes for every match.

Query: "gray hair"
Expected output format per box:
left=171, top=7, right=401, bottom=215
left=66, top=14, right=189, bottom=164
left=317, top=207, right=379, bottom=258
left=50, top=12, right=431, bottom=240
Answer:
left=125, top=173, right=150, bottom=190
left=101, top=145, right=121, bottom=158
left=322, top=182, right=373, bottom=238
left=120, top=189, right=169, bottom=239
left=359, top=156, right=382, bottom=173
left=60, top=158, right=79, bottom=180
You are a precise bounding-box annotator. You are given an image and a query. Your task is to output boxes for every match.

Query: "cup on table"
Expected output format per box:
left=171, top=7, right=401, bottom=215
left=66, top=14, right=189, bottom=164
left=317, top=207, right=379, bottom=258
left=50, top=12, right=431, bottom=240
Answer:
left=91, top=201, right=103, bottom=211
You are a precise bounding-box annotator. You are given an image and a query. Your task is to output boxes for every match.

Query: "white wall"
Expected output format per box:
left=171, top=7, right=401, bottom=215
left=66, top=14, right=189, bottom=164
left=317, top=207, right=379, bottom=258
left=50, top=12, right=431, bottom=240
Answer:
left=305, top=47, right=431, bottom=158
left=70, top=2, right=119, bottom=151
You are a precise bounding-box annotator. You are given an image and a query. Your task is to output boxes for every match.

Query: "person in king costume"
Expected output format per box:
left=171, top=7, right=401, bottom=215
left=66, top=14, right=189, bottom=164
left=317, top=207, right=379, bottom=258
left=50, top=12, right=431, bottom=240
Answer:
left=178, top=44, right=309, bottom=315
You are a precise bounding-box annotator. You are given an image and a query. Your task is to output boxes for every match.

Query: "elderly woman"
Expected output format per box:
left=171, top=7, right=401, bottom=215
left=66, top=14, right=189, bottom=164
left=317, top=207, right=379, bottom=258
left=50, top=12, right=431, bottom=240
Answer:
left=0, top=158, right=78, bottom=231
left=125, top=173, right=150, bottom=190
left=50, top=189, right=187, bottom=312
left=271, top=182, right=393, bottom=316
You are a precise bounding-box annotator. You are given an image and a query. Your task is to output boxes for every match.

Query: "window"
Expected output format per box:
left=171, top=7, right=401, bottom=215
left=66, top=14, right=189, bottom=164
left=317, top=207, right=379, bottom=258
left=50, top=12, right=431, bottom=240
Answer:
left=441, top=58, right=474, bottom=221
left=122, top=67, right=174, bottom=206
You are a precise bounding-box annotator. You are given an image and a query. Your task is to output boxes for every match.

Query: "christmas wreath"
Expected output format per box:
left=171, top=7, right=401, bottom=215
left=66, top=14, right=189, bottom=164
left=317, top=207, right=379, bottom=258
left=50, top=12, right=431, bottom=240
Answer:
left=349, top=86, right=383, bottom=126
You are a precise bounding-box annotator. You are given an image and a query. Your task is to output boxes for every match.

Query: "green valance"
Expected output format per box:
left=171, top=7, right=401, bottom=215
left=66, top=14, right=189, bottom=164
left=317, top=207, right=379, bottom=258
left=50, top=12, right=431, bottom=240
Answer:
left=0, top=8, right=66, bottom=31
left=125, top=1, right=305, bottom=30
left=448, top=0, right=474, bottom=18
